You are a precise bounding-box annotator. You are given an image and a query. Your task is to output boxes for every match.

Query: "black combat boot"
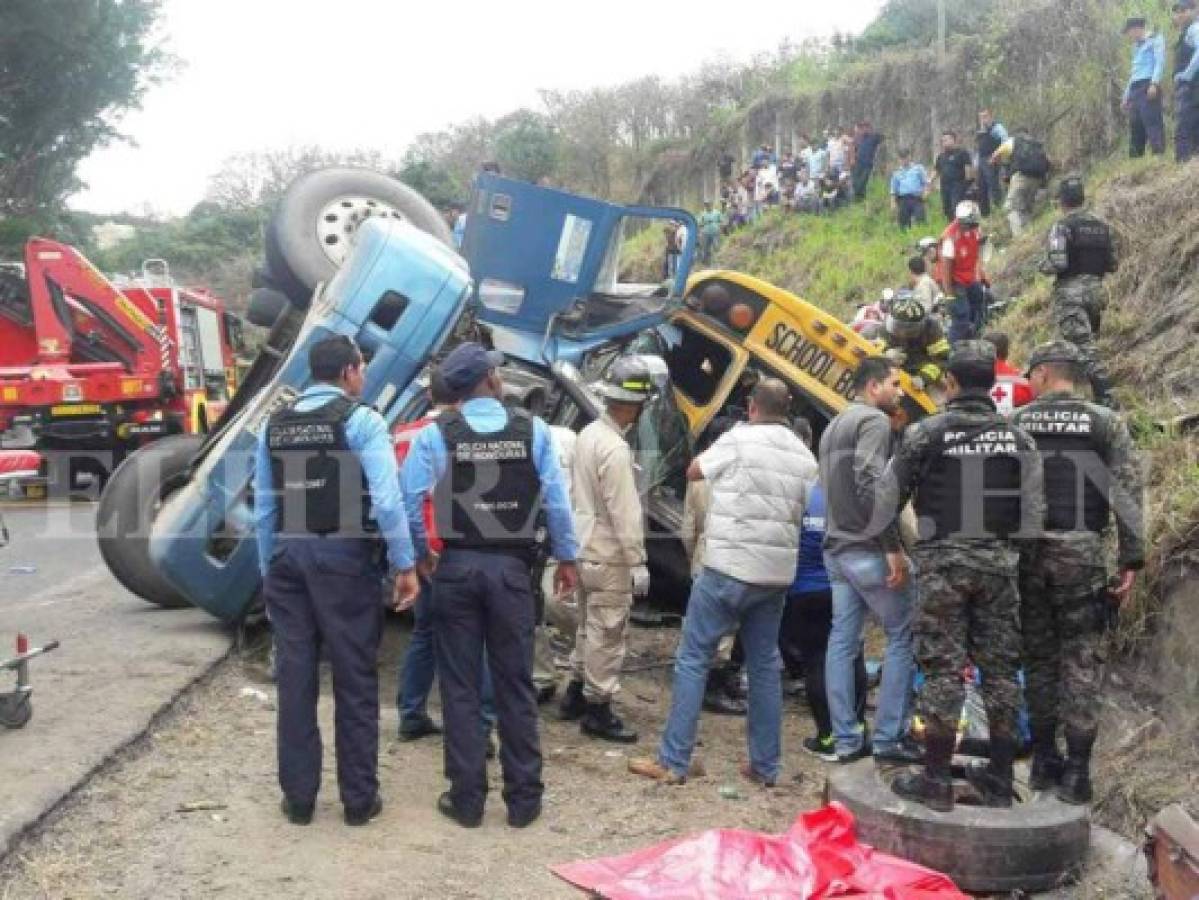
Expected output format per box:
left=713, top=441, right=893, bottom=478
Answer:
left=1028, top=719, right=1065, bottom=791
left=964, top=734, right=1016, bottom=807
left=558, top=679, right=586, bottom=721
left=580, top=702, right=638, bottom=744
left=891, top=725, right=955, bottom=812
left=1056, top=727, right=1096, bottom=805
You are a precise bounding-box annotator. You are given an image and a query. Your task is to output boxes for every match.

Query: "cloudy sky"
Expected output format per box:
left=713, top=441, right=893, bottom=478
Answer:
left=70, top=0, right=884, bottom=216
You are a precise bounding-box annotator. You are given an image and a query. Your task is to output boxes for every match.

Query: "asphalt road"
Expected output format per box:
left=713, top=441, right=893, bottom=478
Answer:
left=0, top=500, right=231, bottom=856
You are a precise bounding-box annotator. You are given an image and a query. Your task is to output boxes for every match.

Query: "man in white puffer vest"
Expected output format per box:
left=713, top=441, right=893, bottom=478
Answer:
left=630, top=378, right=815, bottom=786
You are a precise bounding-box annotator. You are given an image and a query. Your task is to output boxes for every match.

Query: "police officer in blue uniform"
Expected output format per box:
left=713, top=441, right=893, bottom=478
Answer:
left=401, top=343, right=579, bottom=829
left=254, top=335, right=419, bottom=827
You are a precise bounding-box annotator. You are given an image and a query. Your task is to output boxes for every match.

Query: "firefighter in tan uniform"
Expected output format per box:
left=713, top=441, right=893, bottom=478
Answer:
left=558, top=356, right=654, bottom=743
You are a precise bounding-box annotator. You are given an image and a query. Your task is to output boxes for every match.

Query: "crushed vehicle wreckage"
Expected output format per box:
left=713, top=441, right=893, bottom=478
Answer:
left=95, top=168, right=936, bottom=621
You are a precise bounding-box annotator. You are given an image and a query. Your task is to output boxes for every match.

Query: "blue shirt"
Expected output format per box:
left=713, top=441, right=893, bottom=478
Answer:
left=890, top=163, right=929, bottom=197
left=1176, top=22, right=1199, bottom=83
left=1126, top=32, right=1166, bottom=97
left=789, top=484, right=830, bottom=596
left=253, top=384, right=414, bottom=577
left=399, top=396, right=579, bottom=562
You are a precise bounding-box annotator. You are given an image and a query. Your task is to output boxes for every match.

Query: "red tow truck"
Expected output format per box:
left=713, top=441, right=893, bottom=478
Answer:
left=0, top=238, right=245, bottom=490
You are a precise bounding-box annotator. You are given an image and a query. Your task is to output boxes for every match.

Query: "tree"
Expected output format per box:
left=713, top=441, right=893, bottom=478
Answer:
left=204, top=146, right=394, bottom=211
left=493, top=110, right=560, bottom=184
left=0, top=0, right=172, bottom=215
left=393, top=158, right=463, bottom=209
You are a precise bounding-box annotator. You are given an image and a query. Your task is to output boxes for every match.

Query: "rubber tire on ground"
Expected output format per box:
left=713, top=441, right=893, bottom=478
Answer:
left=96, top=435, right=204, bottom=609
left=264, top=167, right=452, bottom=307
left=245, top=286, right=289, bottom=328
left=826, top=758, right=1091, bottom=894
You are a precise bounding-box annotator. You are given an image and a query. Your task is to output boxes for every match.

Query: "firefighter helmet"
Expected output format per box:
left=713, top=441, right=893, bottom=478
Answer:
left=885, top=290, right=928, bottom=341
left=596, top=355, right=657, bottom=404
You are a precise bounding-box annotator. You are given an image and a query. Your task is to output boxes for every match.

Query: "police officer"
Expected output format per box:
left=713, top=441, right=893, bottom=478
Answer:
left=1041, top=176, right=1119, bottom=406
left=885, top=341, right=1043, bottom=812
left=401, top=342, right=579, bottom=829
left=1013, top=341, right=1145, bottom=805
left=878, top=291, right=952, bottom=390
left=558, top=356, right=654, bottom=743
left=254, top=335, right=419, bottom=827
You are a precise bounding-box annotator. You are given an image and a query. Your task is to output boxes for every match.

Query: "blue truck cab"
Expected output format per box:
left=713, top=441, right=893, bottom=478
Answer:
left=463, top=173, right=696, bottom=368
left=144, top=220, right=470, bottom=621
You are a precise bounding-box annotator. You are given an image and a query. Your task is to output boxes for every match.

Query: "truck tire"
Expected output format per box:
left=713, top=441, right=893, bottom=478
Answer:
left=265, top=167, right=452, bottom=306
left=245, top=286, right=289, bottom=328
left=96, top=435, right=204, bottom=609
left=827, top=759, right=1091, bottom=894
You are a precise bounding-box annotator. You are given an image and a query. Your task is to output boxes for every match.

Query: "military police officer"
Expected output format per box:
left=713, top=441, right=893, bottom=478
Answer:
left=1041, top=176, right=1119, bottom=406
left=1013, top=341, right=1145, bottom=804
left=401, top=343, right=579, bottom=829
left=254, top=335, right=420, bottom=827
left=558, top=356, right=654, bottom=743
left=885, top=341, right=1043, bottom=812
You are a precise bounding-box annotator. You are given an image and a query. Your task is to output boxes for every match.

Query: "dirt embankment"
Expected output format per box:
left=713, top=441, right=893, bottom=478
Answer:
left=990, top=158, right=1199, bottom=831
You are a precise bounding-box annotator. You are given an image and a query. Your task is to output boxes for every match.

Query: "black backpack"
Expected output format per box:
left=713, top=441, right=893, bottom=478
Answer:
left=1011, top=136, right=1050, bottom=178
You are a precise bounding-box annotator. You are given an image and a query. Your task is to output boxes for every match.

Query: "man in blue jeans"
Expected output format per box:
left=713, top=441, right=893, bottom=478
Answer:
left=818, top=357, right=921, bottom=765
left=628, top=379, right=815, bottom=786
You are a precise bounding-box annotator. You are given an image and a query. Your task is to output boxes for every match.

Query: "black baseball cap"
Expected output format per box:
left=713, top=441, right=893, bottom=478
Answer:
left=1124, top=16, right=1147, bottom=30
left=1174, top=1, right=1196, bottom=11
left=436, top=342, right=505, bottom=394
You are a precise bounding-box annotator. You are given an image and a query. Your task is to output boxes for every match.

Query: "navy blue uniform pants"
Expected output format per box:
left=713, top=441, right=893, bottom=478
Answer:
left=1176, top=82, right=1199, bottom=162
left=432, top=548, right=542, bottom=817
left=264, top=538, right=383, bottom=812
left=1129, top=80, right=1166, bottom=157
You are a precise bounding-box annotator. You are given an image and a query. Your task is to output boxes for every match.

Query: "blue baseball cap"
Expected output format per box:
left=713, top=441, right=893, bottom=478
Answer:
left=436, top=342, right=505, bottom=394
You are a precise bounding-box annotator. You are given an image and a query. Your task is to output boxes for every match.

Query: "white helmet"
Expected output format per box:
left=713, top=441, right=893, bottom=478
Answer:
left=955, top=201, right=980, bottom=226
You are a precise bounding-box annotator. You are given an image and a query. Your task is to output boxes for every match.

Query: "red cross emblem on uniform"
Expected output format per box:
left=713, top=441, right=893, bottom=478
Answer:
left=991, top=384, right=1009, bottom=404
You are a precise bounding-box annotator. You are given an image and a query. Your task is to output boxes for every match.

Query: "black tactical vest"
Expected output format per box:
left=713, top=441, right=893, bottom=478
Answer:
left=1177, top=29, right=1195, bottom=77
left=914, top=409, right=1027, bottom=542
left=267, top=394, right=372, bottom=537
left=1013, top=399, right=1111, bottom=533
left=433, top=408, right=542, bottom=552
left=1061, top=212, right=1115, bottom=278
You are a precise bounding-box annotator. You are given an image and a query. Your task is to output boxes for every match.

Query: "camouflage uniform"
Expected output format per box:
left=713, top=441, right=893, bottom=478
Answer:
left=1012, top=356, right=1144, bottom=741
left=888, top=390, right=1042, bottom=739
left=1041, top=209, right=1119, bottom=404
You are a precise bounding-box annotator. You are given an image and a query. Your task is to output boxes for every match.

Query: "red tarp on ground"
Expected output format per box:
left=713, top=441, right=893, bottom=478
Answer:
left=0, top=450, right=40, bottom=478
left=552, top=802, right=967, bottom=900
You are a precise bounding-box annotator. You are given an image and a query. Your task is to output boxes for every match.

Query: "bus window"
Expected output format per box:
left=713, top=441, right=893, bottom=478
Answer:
left=656, top=323, right=734, bottom=407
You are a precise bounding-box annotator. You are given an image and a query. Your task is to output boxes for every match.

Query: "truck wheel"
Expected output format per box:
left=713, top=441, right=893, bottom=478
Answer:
left=265, top=167, right=452, bottom=306
left=96, top=435, right=204, bottom=609
left=827, top=759, right=1091, bottom=894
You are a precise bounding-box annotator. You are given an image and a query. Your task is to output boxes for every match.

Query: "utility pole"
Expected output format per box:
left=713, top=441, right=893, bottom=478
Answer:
left=937, top=0, right=947, bottom=64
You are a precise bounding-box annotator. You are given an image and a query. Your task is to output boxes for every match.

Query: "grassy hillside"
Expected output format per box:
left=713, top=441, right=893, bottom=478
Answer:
left=688, top=156, right=1199, bottom=837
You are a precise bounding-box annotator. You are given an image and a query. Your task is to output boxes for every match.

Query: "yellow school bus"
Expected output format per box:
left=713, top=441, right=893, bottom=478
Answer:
left=646, top=270, right=937, bottom=439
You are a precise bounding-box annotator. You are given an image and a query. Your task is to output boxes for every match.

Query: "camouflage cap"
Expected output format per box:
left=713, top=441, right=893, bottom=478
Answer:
left=1024, top=340, right=1082, bottom=376
left=947, top=339, right=997, bottom=375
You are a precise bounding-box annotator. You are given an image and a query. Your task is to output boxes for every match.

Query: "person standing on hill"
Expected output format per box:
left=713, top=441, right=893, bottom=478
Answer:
left=1040, top=176, right=1119, bottom=407
left=975, top=109, right=1009, bottom=216
left=932, top=131, right=974, bottom=222
left=698, top=201, right=723, bottom=266
left=890, top=149, right=930, bottom=231
left=1172, top=0, right=1199, bottom=161
left=990, top=126, right=1050, bottom=235
left=1123, top=16, right=1167, bottom=157
left=1013, top=341, right=1144, bottom=806
left=851, top=121, right=884, bottom=201
left=939, top=201, right=987, bottom=342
